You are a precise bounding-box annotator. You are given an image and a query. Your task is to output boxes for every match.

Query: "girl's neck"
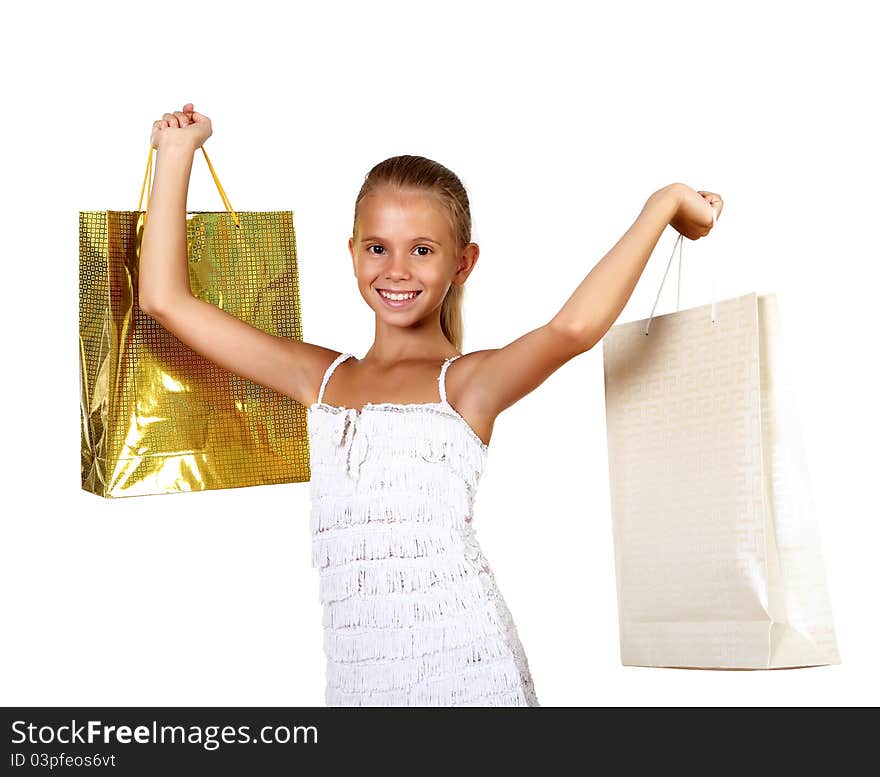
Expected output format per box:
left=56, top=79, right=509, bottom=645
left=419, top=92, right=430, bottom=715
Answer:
left=362, top=341, right=460, bottom=368
left=365, top=321, right=459, bottom=366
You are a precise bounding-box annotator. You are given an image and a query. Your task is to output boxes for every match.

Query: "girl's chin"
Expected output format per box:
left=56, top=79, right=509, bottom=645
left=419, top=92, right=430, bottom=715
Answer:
left=374, top=288, right=423, bottom=310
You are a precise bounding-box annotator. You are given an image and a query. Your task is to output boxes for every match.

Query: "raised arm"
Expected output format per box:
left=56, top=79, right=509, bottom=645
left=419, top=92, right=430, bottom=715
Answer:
left=138, top=104, right=336, bottom=406
left=460, top=183, right=721, bottom=418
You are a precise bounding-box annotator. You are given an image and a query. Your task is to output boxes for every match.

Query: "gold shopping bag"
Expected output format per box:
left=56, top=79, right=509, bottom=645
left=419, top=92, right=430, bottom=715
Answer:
left=80, top=145, right=310, bottom=498
left=602, top=213, right=840, bottom=668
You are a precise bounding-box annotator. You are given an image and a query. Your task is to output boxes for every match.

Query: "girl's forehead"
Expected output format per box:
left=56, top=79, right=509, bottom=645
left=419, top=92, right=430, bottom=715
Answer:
left=358, top=189, right=451, bottom=235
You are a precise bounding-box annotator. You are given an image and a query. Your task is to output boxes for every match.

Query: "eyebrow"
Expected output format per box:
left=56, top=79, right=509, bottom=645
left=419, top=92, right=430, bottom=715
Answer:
left=360, top=236, right=441, bottom=245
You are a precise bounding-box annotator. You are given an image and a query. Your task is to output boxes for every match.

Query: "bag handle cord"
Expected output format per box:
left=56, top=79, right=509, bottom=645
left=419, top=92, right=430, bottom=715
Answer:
left=644, top=205, right=718, bottom=335
left=138, top=144, right=240, bottom=229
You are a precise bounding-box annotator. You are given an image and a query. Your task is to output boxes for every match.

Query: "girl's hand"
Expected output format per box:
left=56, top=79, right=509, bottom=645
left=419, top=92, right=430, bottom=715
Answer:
left=667, top=183, right=723, bottom=240
left=150, top=103, right=213, bottom=151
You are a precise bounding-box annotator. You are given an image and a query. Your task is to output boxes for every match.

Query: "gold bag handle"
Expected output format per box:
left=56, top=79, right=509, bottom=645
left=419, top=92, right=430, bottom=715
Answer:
left=138, top=144, right=241, bottom=229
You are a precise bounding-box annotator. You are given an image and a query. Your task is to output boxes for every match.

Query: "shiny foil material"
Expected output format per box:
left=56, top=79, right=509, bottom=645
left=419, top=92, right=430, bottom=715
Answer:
left=79, top=209, right=310, bottom=498
left=603, top=292, right=840, bottom=669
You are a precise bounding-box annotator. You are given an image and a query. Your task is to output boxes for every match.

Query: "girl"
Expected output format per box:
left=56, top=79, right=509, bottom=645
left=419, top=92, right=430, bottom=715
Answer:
left=139, top=103, right=723, bottom=707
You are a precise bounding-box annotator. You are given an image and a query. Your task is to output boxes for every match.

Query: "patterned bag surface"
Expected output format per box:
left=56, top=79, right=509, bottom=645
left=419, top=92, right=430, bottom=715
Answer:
left=80, top=146, right=310, bottom=498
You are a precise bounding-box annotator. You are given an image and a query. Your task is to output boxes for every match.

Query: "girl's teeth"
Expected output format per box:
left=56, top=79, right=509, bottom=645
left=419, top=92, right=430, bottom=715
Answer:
left=380, top=290, right=418, bottom=300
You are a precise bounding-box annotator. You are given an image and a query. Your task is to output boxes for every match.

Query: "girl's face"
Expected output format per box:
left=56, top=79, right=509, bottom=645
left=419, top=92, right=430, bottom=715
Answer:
left=349, top=187, right=477, bottom=324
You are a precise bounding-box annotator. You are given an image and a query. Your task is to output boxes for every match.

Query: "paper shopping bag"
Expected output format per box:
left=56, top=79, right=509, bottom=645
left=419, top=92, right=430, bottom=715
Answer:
left=602, top=226, right=840, bottom=669
left=80, top=145, right=310, bottom=498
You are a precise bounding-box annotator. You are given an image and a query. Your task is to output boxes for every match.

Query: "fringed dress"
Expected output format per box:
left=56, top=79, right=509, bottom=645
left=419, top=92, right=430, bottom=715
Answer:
left=307, top=352, right=540, bottom=707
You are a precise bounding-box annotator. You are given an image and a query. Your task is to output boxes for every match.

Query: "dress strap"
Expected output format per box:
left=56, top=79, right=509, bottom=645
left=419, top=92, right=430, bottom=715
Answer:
left=317, top=352, right=354, bottom=404
left=437, top=354, right=463, bottom=404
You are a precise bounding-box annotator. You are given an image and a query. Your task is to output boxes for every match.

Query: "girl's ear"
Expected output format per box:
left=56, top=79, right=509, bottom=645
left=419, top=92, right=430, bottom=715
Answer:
left=455, top=242, right=480, bottom=281
left=349, top=237, right=358, bottom=277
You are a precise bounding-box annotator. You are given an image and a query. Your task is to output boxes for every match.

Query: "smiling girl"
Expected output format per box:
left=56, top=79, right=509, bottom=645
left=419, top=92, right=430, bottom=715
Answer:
left=139, top=102, right=722, bottom=707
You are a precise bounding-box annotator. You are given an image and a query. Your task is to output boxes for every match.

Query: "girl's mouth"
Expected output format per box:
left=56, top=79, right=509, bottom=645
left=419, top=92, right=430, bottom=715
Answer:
left=375, top=288, right=422, bottom=309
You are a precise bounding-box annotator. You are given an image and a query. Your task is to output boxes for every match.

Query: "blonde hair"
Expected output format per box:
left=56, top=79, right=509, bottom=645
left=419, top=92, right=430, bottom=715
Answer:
left=352, top=155, right=472, bottom=353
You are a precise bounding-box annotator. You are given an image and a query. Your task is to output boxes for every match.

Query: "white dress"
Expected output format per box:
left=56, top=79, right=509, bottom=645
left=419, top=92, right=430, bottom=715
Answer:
left=307, top=352, right=540, bottom=707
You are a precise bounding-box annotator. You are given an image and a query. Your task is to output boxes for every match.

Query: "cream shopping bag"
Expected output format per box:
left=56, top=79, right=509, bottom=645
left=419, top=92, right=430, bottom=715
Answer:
left=602, top=210, right=840, bottom=669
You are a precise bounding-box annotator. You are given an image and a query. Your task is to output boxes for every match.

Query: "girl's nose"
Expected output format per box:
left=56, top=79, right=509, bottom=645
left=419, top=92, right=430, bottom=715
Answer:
left=386, top=256, right=411, bottom=277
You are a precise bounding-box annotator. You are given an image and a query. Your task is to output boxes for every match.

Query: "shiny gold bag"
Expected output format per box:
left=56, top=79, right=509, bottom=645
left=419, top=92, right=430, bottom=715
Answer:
left=80, top=145, right=310, bottom=498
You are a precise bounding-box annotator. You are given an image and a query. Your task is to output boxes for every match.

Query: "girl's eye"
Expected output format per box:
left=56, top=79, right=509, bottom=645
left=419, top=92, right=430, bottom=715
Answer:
left=368, top=245, right=432, bottom=256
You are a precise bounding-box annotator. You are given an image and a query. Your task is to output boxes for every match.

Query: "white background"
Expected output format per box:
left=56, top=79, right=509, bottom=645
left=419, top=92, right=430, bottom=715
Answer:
left=1, top=0, right=877, bottom=707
